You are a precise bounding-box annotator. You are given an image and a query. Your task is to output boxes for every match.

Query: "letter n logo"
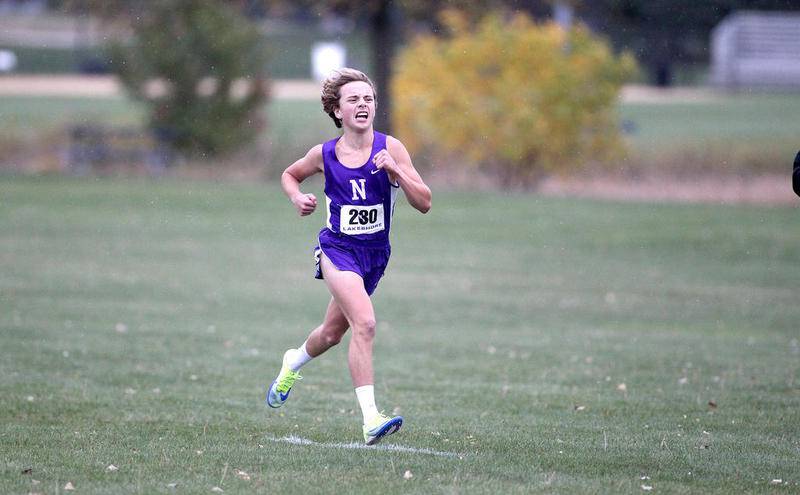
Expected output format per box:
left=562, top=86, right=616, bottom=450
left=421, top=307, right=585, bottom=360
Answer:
left=350, top=179, right=367, bottom=201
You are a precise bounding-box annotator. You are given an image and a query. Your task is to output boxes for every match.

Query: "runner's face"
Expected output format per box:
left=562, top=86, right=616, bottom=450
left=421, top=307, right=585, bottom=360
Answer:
left=335, top=81, right=375, bottom=131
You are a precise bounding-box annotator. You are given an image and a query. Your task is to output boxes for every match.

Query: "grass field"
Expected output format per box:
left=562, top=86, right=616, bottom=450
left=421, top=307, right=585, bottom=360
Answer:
left=618, top=94, right=800, bottom=175
left=2, top=92, right=800, bottom=175
left=0, top=96, right=331, bottom=175
left=1, top=176, right=799, bottom=493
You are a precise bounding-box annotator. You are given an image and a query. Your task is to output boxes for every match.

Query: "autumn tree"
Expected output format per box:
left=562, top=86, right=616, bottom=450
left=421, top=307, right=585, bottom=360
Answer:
left=393, top=11, right=636, bottom=188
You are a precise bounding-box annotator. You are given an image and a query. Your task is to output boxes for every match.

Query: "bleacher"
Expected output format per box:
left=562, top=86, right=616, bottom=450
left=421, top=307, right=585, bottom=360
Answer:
left=711, top=11, right=800, bottom=89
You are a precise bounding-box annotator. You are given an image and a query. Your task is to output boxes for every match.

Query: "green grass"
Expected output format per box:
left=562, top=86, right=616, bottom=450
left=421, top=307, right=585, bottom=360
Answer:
left=1, top=176, right=799, bottom=493
left=618, top=93, right=800, bottom=174
left=0, top=97, right=323, bottom=142
left=2, top=92, right=799, bottom=174
left=12, top=92, right=800, bottom=142
left=619, top=95, right=800, bottom=145
left=0, top=96, right=145, bottom=138
left=0, top=97, right=329, bottom=174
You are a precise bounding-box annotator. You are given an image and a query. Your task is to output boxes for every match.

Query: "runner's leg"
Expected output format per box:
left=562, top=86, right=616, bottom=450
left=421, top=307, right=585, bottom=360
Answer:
left=319, top=253, right=375, bottom=388
left=304, top=297, right=349, bottom=357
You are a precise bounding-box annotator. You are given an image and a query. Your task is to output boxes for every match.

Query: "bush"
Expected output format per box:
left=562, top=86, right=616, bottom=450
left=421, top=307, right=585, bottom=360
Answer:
left=392, top=11, right=636, bottom=188
left=109, top=0, right=268, bottom=157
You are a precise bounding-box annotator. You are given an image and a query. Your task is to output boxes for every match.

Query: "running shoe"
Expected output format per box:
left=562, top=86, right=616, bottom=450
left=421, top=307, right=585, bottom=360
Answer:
left=362, top=413, right=403, bottom=445
left=265, top=349, right=302, bottom=408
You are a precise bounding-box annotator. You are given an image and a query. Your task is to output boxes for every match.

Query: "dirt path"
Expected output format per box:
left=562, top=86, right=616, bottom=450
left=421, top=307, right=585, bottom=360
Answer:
left=536, top=174, right=796, bottom=206
left=425, top=164, right=796, bottom=206
left=0, top=75, right=319, bottom=99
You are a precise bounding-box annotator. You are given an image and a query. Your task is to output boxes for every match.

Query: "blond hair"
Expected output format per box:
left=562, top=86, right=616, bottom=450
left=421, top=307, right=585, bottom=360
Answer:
left=321, top=68, right=376, bottom=128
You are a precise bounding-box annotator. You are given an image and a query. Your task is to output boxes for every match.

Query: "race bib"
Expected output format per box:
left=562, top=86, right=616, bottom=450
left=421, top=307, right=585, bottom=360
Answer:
left=340, top=204, right=385, bottom=235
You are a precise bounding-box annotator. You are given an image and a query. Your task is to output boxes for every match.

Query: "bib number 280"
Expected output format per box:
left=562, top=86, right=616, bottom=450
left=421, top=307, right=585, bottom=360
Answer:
left=340, top=204, right=385, bottom=235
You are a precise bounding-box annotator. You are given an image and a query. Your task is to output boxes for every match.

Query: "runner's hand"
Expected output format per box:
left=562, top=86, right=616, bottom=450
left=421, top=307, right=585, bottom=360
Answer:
left=292, top=193, right=317, bottom=216
left=373, top=149, right=398, bottom=175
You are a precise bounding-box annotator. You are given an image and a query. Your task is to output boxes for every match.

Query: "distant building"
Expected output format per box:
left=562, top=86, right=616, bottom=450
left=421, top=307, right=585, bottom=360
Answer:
left=711, top=11, right=800, bottom=89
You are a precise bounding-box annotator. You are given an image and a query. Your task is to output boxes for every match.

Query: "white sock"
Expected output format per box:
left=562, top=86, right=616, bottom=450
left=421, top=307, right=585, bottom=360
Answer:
left=355, top=385, right=379, bottom=423
left=287, top=342, right=312, bottom=372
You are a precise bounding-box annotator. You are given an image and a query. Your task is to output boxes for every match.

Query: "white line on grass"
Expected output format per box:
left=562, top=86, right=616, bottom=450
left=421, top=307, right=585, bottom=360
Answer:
left=266, top=435, right=462, bottom=458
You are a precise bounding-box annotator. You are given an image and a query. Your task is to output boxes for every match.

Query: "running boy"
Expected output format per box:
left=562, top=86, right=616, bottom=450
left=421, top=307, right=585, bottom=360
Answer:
left=266, top=68, right=431, bottom=446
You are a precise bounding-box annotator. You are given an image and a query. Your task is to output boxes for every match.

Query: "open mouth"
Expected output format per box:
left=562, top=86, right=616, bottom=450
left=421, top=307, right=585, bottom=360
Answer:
left=355, top=111, right=369, bottom=121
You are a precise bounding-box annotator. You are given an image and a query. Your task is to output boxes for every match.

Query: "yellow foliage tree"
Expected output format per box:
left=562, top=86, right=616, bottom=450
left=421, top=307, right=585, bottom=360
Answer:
left=392, top=11, right=636, bottom=188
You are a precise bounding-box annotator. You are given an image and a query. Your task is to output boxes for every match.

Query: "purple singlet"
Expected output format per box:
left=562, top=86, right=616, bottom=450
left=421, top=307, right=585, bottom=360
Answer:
left=321, top=131, right=399, bottom=247
left=314, top=131, right=399, bottom=295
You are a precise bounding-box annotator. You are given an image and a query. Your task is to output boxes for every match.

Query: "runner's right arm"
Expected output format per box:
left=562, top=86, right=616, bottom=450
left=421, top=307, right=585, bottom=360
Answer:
left=282, top=145, right=324, bottom=216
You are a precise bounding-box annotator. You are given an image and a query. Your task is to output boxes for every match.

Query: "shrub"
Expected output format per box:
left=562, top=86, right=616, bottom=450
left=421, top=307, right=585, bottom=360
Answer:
left=392, top=11, right=636, bottom=188
left=109, top=0, right=268, bottom=157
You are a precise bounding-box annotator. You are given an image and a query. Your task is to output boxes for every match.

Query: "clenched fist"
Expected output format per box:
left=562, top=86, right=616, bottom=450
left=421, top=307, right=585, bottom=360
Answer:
left=372, top=149, right=398, bottom=176
left=292, top=193, right=317, bottom=216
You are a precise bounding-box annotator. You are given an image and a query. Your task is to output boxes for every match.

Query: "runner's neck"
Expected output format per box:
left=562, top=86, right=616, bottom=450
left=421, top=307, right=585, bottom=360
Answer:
left=339, top=129, right=374, bottom=153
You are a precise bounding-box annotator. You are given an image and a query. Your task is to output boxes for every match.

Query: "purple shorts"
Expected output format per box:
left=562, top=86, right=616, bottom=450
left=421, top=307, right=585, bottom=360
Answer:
left=314, top=228, right=391, bottom=296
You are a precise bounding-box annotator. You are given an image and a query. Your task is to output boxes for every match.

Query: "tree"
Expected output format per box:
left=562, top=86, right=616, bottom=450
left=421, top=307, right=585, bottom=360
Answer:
left=250, top=0, right=544, bottom=133
left=340, top=1, right=552, bottom=133
left=74, top=0, right=555, bottom=136
left=393, top=11, right=636, bottom=188
left=107, top=0, right=268, bottom=156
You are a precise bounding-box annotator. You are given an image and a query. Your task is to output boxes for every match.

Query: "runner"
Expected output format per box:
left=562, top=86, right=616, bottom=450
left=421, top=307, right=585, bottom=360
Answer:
left=266, top=68, right=431, bottom=446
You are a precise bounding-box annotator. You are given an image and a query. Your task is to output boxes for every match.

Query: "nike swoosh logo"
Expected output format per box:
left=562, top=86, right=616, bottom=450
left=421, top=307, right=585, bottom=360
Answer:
left=279, top=390, right=290, bottom=401
left=371, top=169, right=380, bottom=174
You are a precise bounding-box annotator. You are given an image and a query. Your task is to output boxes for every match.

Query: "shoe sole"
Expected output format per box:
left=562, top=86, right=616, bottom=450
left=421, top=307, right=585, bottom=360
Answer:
left=365, top=416, right=403, bottom=446
left=265, top=381, right=286, bottom=409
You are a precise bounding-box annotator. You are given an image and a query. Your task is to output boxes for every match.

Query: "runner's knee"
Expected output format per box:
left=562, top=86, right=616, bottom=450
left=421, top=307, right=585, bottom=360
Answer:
left=351, top=317, right=376, bottom=341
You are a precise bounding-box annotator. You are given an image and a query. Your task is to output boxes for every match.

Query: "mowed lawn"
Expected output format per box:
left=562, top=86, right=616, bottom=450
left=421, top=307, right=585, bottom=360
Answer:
left=1, top=177, right=798, bottom=494
left=3, top=91, right=800, bottom=175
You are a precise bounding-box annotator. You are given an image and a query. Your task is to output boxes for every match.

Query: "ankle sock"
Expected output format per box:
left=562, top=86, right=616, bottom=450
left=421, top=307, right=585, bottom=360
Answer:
left=287, top=342, right=312, bottom=372
left=355, top=385, right=379, bottom=423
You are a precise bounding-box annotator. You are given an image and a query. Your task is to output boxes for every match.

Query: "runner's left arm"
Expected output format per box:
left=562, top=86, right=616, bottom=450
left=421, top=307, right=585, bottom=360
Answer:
left=374, top=136, right=432, bottom=214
